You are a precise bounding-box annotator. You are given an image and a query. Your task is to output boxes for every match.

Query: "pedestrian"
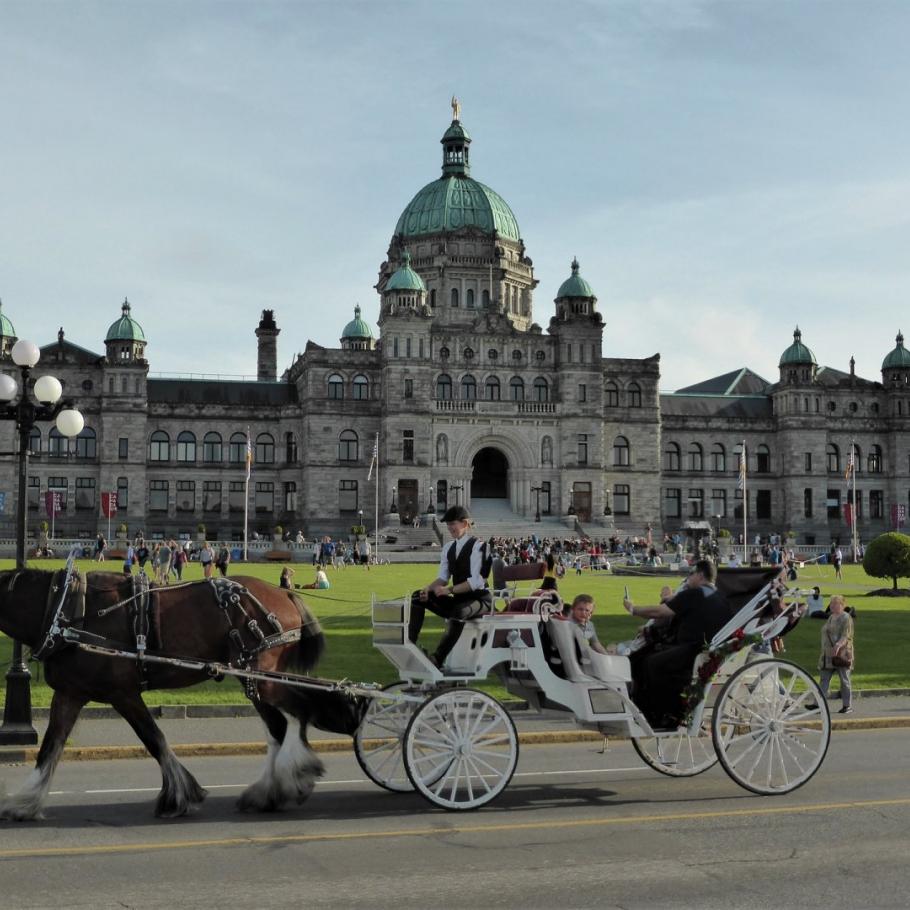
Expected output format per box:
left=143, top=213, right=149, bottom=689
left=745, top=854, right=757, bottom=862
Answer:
left=155, top=540, right=172, bottom=584
left=173, top=544, right=188, bottom=581
left=832, top=545, right=843, bottom=581
left=818, top=594, right=854, bottom=713
left=216, top=544, right=231, bottom=577
left=199, top=540, right=214, bottom=579
left=94, top=532, right=107, bottom=562
left=122, top=543, right=134, bottom=576
left=136, top=538, right=150, bottom=570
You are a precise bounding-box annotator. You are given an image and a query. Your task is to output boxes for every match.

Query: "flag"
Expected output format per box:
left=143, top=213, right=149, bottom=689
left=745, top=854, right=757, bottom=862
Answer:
left=845, top=445, right=855, bottom=480
left=101, top=491, right=118, bottom=518
left=245, top=429, right=253, bottom=480
left=737, top=442, right=747, bottom=490
left=367, top=433, right=379, bottom=481
left=0, top=492, right=5, bottom=514
left=45, top=490, right=62, bottom=517
left=844, top=502, right=853, bottom=528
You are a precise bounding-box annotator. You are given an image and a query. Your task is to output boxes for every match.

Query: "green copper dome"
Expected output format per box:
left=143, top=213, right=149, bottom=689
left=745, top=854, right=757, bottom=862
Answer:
left=0, top=299, right=16, bottom=339
left=556, top=258, right=595, bottom=298
left=341, top=304, right=374, bottom=339
left=385, top=251, right=427, bottom=292
left=882, top=331, right=910, bottom=370
left=105, top=298, right=146, bottom=342
left=779, top=326, right=816, bottom=367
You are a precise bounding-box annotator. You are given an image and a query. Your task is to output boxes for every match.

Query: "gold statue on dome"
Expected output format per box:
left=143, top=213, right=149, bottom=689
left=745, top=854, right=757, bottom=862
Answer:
left=451, top=95, right=461, bottom=121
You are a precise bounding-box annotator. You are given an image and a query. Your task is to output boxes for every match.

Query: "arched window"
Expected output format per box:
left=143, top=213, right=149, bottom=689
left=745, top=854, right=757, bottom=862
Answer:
left=203, top=432, right=222, bottom=463
left=628, top=382, right=642, bottom=407
left=512, top=349, right=523, bottom=362
left=327, top=373, right=344, bottom=399
left=664, top=442, right=681, bottom=472
left=826, top=443, right=840, bottom=474
left=75, top=426, right=97, bottom=459
left=176, top=431, right=196, bottom=463
left=605, top=382, right=619, bottom=407
left=533, top=377, right=549, bottom=402
left=48, top=427, right=67, bottom=458
left=868, top=444, right=883, bottom=473
left=466, top=288, right=475, bottom=308
left=148, top=430, right=169, bottom=462
left=756, top=444, right=771, bottom=473
left=460, top=374, right=477, bottom=400
left=28, top=427, right=41, bottom=455
left=439, top=346, right=450, bottom=360
left=286, top=432, right=298, bottom=463
left=436, top=374, right=453, bottom=400
left=688, top=442, right=703, bottom=472
left=485, top=376, right=501, bottom=401
left=338, top=430, right=358, bottom=462
left=450, top=287, right=459, bottom=307
left=711, top=443, right=726, bottom=472
left=509, top=376, right=525, bottom=401
left=482, top=289, right=490, bottom=307
left=463, top=347, right=474, bottom=361
left=352, top=374, right=369, bottom=400
left=487, top=348, right=499, bottom=361
left=613, top=435, right=630, bottom=467
left=228, top=432, right=246, bottom=463
left=430, top=289, right=436, bottom=307
left=256, top=433, right=275, bottom=464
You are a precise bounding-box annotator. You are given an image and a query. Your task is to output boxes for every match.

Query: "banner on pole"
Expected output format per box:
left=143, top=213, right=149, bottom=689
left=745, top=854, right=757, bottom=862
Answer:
left=0, top=492, right=5, bottom=514
left=45, top=490, right=63, bottom=517
left=101, top=491, right=118, bottom=518
left=843, top=502, right=853, bottom=528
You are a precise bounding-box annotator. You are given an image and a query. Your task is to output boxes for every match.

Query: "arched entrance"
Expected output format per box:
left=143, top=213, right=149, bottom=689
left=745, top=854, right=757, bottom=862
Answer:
left=471, top=447, right=509, bottom=499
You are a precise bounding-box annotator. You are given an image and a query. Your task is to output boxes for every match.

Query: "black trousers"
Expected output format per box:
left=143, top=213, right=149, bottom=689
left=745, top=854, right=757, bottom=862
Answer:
left=635, top=643, right=700, bottom=724
left=408, top=589, right=492, bottom=664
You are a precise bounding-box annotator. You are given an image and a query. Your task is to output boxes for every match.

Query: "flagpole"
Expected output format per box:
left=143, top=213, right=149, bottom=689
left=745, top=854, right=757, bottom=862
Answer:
left=851, top=439, right=859, bottom=562
left=741, top=440, right=748, bottom=563
left=374, top=433, right=380, bottom=564
left=243, top=427, right=251, bottom=562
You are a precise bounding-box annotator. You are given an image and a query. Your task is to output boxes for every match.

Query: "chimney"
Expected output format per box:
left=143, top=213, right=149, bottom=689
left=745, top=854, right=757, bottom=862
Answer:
left=255, top=310, right=280, bottom=382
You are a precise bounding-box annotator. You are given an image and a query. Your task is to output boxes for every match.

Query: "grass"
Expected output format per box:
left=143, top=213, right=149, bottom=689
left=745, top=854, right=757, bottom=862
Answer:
left=0, top=559, right=907, bottom=708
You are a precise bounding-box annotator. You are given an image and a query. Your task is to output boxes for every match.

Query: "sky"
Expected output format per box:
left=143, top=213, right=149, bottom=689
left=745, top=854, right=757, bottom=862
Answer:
left=2, top=0, right=910, bottom=390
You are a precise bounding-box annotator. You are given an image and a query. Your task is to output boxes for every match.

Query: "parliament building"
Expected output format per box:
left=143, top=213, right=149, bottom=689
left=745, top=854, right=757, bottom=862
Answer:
left=2, top=112, right=910, bottom=546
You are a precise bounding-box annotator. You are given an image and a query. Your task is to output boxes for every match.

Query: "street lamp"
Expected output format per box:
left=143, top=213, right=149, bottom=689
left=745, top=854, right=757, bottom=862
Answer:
left=567, top=487, right=576, bottom=515
left=530, top=485, right=543, bottom=522
left=714, top=513, right=722, bottom=540
left=0, top=338, right=84, bottom=745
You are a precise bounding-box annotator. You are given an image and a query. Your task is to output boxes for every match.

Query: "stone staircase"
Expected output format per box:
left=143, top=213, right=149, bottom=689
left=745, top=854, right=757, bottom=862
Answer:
left=458, top=498, right=574, bottom=540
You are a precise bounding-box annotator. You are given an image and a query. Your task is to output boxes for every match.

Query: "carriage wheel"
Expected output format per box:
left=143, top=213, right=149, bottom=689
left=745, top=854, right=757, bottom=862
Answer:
left=712, top=659, right=830, bottom=795
left=403, top=688, right=518, bottom=811
left=632, top=722, right=718, bottom=777
left=354, top=683, right=424, bottom=792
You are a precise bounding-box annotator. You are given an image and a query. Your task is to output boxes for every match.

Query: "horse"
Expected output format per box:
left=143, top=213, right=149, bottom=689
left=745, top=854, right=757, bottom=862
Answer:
left=0, top=568, right=365, bottom=820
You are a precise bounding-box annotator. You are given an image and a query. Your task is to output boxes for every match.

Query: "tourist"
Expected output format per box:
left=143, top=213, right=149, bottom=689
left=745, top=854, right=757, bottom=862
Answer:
left=817, top=594, right=854, bottom=714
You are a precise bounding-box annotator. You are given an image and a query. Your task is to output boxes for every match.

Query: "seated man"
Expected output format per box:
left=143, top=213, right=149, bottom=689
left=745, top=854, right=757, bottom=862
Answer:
left=623, top=559, right=731, bottom=728
left=408, top=506, right=492, bottom=668
left=805, top=585, right=826, bottom=619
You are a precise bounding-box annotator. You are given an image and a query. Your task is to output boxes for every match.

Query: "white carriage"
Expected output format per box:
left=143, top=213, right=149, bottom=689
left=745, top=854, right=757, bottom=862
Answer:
left=354, top=566, right=831, bottom=811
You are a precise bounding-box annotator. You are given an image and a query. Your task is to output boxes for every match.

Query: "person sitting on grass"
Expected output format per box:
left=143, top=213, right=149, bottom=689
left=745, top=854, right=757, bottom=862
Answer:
left=279, top=566, right=294, bottom=589
left=301, top=568, right=330, bottom=590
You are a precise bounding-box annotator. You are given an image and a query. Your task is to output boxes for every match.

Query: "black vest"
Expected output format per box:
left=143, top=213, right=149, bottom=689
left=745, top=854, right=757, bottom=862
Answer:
left=446, top=536, right=489, bottom=588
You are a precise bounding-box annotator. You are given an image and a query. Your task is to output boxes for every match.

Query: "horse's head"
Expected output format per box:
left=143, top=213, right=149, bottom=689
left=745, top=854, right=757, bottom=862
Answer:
left=0, top=569, right=54, bottom=648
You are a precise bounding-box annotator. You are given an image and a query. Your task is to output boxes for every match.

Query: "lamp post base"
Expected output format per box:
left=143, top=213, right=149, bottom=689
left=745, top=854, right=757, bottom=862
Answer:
left=0, top=665, right=38, bottom=746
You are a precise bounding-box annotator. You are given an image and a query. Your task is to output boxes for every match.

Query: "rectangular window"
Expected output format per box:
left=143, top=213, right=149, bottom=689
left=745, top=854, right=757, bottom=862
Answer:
left=28, top=477, right=40, bottom=511
left=688, top=488, right=704, bottom=518
left=847, top=488, right=862, bottom=519
left=804, top=488, right=813, bottom=518
left=403, top=430, right=414, bottom=463
left=756, top=450, right=771, bottom=473
left=228, top=481, right=246, bottom=512
left=711, top=488, right=727, bottom=519
left=119, top=437, right=129, bottom=460
left=578, top=384, right=586, bottom=403
left=255, top=481, right=274, bottom=513
left=734, top=488, right=744, bottom=519
left=404, top=378, right=413, bottom=399
left=614, top=483, right=630, bottom=516
left=284, top=481, right=297, bottom=512
left=203, top=481, right=222, bottom=512
left=117, top=476, right=129, bottom=510
left=756, top=489, right=772, bottom=520
left=149, top=480, right=168, bottom=512
left=419, top=338, right=424, bottom=359
left=804, top=452, right=812, bottom=472
left=578, top=434, right=588, bottom=466
left=339, top=480, right=358, bottom=513
left=75, top=477, right=95, bottom=511
left=393, top=337, right=399, bottom=358
left=176, top=480, right=195, bottom=512
left=565, top=343, right=572, bottom=363
left=406, top=337, right=412, bottom=358
left=870, top=490, right=884, bottom=519
left=826, top=488, right=841, bottom=520
left=664, top=488, right=681, bottom=519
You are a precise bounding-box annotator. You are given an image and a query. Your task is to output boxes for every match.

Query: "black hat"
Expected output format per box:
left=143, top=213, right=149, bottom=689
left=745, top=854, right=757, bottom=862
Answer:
left=442, top=505, right=471, bottom=523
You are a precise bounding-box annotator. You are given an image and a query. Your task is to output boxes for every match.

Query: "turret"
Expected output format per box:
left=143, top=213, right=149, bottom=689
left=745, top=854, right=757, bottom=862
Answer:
left=255, top=309, right=280, bottom=381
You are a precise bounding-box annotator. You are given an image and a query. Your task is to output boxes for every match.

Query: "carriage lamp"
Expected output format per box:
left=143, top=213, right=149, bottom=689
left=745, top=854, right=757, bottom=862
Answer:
left=0, top=338, right=85, bottom=745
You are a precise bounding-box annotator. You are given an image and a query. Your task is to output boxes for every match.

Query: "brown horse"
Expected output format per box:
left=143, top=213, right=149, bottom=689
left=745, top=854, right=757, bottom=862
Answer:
left=0, top=569, right=364, bottom=820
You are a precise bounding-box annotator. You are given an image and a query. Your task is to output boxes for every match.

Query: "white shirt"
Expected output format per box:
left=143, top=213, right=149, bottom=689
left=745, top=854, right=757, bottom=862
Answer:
left=437, top=535, right=487, bottom=591
left=806, top=594, right=825, bottom=615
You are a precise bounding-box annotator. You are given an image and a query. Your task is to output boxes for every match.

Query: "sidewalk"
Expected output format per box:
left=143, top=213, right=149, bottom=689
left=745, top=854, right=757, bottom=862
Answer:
left=3, top=692, right=909, bottom=765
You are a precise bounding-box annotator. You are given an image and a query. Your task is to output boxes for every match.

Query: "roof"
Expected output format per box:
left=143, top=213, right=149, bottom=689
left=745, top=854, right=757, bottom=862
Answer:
left=660, top=393, right=773, bottom=419
left=385, top=252, right=427, bottom=293
left=341, top=304, right=375, bottom=339
left=0, top=299, right=15, bottom=339
left=556, top=257, right=595, bottom=299
left=106, top=299, right=146, bottom=342
left=675, top=367, right=771, bottom=396
left=148, top=379, right=298, bottom=407
left=882, top=332, right=910, bottom=370
left=779, top=326, right=815, bottom=367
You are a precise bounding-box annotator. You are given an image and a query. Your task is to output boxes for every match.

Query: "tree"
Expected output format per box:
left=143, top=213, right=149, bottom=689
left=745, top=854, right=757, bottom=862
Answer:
left=862, top=532, right=910, bottom=591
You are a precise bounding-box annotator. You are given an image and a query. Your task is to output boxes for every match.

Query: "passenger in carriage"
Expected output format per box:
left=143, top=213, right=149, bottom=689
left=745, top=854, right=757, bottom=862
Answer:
left=564, top=594, right=607, bottom=654
left=623, top=559, right=731, bottom=729
left=408, top=505, right=492, bottom=669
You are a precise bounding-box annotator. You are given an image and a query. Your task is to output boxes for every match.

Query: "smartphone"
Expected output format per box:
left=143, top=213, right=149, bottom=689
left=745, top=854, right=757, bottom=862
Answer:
left=624, top=585, right=631, bottom=603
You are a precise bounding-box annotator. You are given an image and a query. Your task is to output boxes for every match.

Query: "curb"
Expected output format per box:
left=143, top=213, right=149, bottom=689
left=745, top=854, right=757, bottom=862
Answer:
left=2, top=717, right=908, bottom=765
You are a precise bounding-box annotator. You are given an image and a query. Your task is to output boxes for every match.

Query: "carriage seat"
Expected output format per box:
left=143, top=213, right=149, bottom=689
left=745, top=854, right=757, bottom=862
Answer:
left=546, top=616, right=631, bottom=684
left=491, top=561, right=557, bottom=614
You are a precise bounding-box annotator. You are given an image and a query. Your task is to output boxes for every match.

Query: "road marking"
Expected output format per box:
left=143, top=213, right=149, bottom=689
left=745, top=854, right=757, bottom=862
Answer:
left=4, top=797, right=910, bottom=859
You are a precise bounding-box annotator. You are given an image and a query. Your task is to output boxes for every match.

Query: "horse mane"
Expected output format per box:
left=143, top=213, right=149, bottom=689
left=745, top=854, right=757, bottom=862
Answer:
left=0, top=567, right=56, bottom=592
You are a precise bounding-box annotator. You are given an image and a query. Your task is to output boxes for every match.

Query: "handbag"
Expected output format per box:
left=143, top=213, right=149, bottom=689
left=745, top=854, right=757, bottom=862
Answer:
left=832, top=649, right=852, bottom=668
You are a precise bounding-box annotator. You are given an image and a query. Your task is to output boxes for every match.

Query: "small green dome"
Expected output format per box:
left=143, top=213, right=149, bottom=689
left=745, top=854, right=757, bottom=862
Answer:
left=105, top=298, right=146, bottom=342
left=779, top=326, right=816, bottom=367
left=442, top=120, right=471, bottom=142
left=556, top=258, right=595, bottom=299
left=882, top=331, right=910, bottom=370
left=0, top=298, right=16, bottom=339
left=341, top=304, right=374, bottom=339
left=385, top=251, right=427, bottom=292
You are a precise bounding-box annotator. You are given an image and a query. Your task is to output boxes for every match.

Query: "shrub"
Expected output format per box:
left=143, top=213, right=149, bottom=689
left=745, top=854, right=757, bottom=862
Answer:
left=717, top=529, right=732, bottom=538
left=273, top=525, right=284, bottom=536
left=863, top=532, right=910, bottom=591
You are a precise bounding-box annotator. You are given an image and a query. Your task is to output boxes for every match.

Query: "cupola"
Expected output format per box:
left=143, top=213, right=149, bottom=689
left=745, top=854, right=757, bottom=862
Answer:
left=340, top=304, right=376, bottom=351
left=778, top=326, right=816, bottom=384
left=0, top=298, right=18, bottom=358
left=104, top=298, right=147, bottom=363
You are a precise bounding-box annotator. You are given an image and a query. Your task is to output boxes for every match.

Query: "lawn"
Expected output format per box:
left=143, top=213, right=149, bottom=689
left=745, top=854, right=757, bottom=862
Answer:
left=0, top=559, right=906, bottom=708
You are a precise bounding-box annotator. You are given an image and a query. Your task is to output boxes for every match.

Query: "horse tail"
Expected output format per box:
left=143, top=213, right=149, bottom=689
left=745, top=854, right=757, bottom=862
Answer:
left=287, top=592, right=325, bottom=675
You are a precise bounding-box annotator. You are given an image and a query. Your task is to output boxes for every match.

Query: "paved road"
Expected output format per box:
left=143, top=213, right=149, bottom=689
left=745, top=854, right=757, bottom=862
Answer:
left=1, top=726, right=908, bottom=909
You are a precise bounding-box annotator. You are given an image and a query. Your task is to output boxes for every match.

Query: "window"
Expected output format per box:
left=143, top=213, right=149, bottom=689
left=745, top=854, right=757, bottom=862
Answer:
left=201, top=432, right=222, bottom=463
left=327, top=373, right=344, bottom=399
left=463, top=347, right=474, bottom=361
left=286, top=432, right=298, bottom=463
left=826, top=443, right=840, bottom=474
left=827, top=488, right=841, bottom=520
left=509, top=377, right=524, bottom=401
left=851, top=445, right=862, bottom=473
left=148, top=430, right=169, bottom=462
left=804, top=488, right=813, bottom=518
left=614, top=484, right=630, bottom=515
left=628, top=383, right=642, bottom=408
left=117, top=476, right=128, bottom=509
left=436, top=374, right=453, bottom=400
left=118, top=437, right=129, bottom=460
left=149, top=480, right=168, bottom=512
left=869, top=445, right=883, bottom=473
left=482, top=289, right=490, bottom=307
left=711, top=444, right=726, bottom=473
left=403, top=430, right=414, bottom=463
left=535, top=350, right=546, bottom=362
left=578, top=434, right=588, bottom=466
left=406, top=338, right=411, bottom=358
left=485, top=376, right=500, bottom=400
left=613, top=435, right=630, bottom=467
left=688, top=443, right=703, bottom=472
left=688, top=488, right=704, bottom=518
left=176, top=480, right=195, bottom=511
left=28, top=427, right=41, bottom=455
left=848, top=488, right=862, bottom=519
left=339, top=430, right=358, bottom=462
left=488, top=349, right=499, bottom=361
left=75, top=427, right=97, bottom=459
left=284, top=481, right=297, bottom=512
left=228, top=433, right=246, bottom=463
left=393, top=337, right=399, bottom=358
left=255, top=433, right=275, bottom=464
left=512, top=349, right=523, bottom=362
left=404, top=378, right=413, bottom=399
left=176, top=431, right=196, bottom=463
left=605, top=382, right=618, bottom=407
left=870, top=490, right=884, bottom=519
left=82, top=379, right=93, bottom=391
left=664, top=442, right=681, bottom=472
left=578, top=384, right=586, bottom=402
left=805, top=452, right=812, bottom=472
left=75, top=478, right=95, bottom=510
left=460, top=375, right=477, bottom=400
left=664, top=488, right=681, bottom=519
left=711, top=488, right=727, bottom=518
left=756, top=489, right=772, bottom=520
left=48, top=428, right=66, bottom=458
left=255, top=482, right=273, bottom=513
left=47, top=477, right=68, bottom=512
left=533, top=377, right=549, bottom=402
left=203, top=481, right=221, bottom=512
left=439, top=346, right=450, bottom=360
left=352, top=375, right=369, bottom=400
left=450, top=288, right=459, bottom=307
left=756, top=445, right=771, bottom=473
left=466, top=289, right=474, bottom=308
left=228, top=481, right=245, bottom=512
left=28, top=476, right=40, bottom=511
left=339, top=480, right=358, bottom=512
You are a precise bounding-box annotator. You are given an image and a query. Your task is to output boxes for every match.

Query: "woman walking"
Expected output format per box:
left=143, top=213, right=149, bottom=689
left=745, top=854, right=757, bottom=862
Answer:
left=818, top=594, right=854, bottom=714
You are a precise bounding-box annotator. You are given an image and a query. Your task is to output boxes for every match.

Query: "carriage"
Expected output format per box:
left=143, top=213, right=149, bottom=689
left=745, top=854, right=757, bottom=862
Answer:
left=353, top=565, right=832, bottom=811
